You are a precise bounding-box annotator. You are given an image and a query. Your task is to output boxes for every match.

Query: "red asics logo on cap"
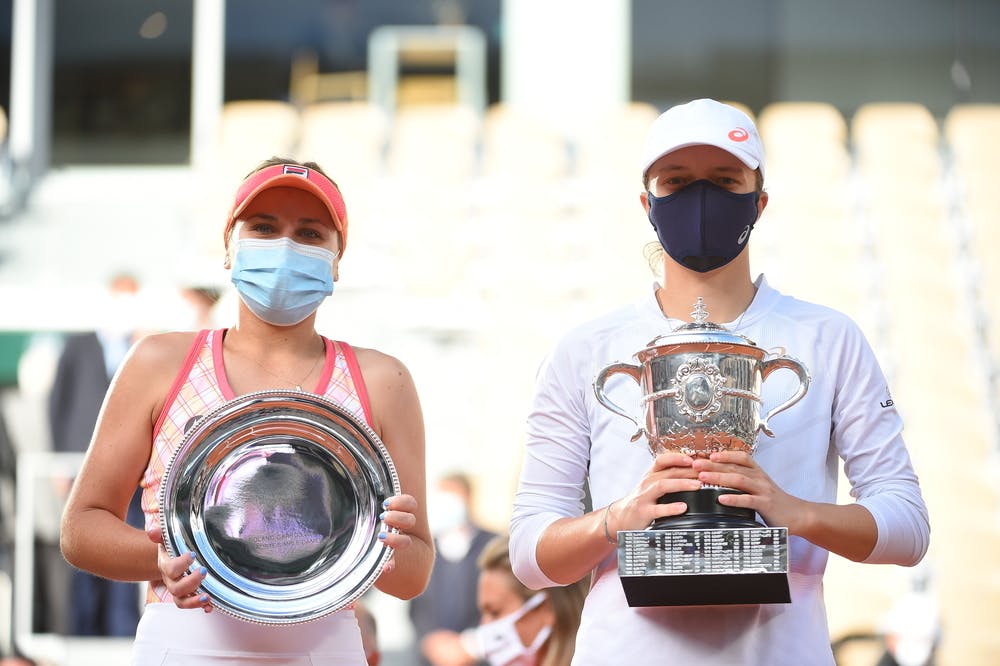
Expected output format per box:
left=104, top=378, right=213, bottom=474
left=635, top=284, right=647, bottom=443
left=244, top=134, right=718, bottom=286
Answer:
left=728, top=128, right=749, bottom=142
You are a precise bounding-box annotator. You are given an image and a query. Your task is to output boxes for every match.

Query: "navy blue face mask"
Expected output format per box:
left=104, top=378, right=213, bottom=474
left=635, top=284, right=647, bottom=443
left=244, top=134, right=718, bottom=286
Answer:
left=647, top=179, right=760, bottom=273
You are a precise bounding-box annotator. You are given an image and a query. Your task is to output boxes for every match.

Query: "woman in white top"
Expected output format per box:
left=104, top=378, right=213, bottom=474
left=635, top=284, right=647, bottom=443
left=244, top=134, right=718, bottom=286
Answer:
left=508, top=100, right=930, bottom=664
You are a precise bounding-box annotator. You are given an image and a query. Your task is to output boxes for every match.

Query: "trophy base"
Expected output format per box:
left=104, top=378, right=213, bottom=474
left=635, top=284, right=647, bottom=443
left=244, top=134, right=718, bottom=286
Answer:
left=652, top=487, right=762, bottom=530
left=617, top=526, right=790, bottom=607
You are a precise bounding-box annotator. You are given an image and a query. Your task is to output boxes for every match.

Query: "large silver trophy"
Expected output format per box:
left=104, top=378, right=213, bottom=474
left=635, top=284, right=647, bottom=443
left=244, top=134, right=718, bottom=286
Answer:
left=159, top=390, right=399, bottom=624
left=593, top=298, right=810, bottom=606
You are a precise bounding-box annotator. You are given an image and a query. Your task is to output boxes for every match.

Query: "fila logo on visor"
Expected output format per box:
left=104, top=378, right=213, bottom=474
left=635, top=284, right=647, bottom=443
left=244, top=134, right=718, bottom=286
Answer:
left=283, top=165, right=310, bottom=177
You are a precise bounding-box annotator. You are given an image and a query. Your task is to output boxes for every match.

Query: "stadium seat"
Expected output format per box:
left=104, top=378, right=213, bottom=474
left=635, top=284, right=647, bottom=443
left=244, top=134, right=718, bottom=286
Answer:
left=944, top=103, right=1000, bottom=171
left=758, top=101, right=848, bottom=151
left=757, top=101, right=851, bottom=192
left=297, top=101, right=390, bottom=186
left=385, top=103, right=481, bottom=183
left=481, top=103, right=569, bottom=183
left=574, top=102, right=661, bottom=182
left=217, top=100, right=301, bottom=173
left=852, top=103, right=942, bottom=186
left=852, top=102, right=940, bottom=151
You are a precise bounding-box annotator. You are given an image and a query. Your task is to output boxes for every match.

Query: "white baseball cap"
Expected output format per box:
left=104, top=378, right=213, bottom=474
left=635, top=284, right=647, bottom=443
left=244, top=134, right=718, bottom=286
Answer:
left=640, top=98, right=765, bottom=180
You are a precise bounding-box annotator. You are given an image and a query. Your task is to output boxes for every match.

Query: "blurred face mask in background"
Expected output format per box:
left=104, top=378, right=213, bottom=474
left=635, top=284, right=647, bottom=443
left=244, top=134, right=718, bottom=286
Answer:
left=230, top=237, right=335, bottom=326
left=428, top=490, right=469, bottom=536
left=470, top=592, right=551, bottom=666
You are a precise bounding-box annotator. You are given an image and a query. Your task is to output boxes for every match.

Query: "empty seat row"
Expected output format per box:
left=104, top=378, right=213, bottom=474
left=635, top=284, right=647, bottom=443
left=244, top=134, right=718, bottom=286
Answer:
left=209, top=100, right=998, bottom=198
left=210, top=100, right=661, bottom=187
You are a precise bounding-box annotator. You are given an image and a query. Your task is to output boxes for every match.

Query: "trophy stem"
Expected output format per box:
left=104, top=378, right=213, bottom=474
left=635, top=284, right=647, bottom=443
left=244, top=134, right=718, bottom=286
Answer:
left=652, top=487, right=763, bottom=530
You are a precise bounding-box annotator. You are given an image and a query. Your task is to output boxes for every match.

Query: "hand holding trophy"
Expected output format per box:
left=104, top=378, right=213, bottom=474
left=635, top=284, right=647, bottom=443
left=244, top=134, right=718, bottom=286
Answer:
left=593, top=297, right=810, bottom=606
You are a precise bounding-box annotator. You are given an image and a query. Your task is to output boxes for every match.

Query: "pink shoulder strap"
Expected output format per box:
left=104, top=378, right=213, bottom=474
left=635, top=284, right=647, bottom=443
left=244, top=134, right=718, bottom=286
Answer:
left=152, top=330, right=210, bottom=439
left=338, top=340, right=374, bottom=426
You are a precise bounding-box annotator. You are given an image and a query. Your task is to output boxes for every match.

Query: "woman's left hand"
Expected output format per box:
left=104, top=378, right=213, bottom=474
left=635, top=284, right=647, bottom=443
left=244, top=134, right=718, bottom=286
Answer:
left=378, top=493, right=417, bottom=574
left=692, top=451, right=805, bottom=530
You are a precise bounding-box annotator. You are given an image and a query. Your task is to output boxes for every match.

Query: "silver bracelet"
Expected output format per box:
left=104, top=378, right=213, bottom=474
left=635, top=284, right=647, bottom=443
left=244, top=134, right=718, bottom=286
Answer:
left=602, top=501, right=617, bottom=545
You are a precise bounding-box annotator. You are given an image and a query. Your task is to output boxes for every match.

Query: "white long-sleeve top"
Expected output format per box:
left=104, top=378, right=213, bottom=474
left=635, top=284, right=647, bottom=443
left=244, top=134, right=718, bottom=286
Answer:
left=509, top=276, right=929, bottom=665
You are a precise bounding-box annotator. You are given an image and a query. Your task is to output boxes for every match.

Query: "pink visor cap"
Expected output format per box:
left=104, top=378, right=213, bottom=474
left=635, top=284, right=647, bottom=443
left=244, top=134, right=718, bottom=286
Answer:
left=225, top=164, right=348, bottom=253
left=640, top=98, right=765, bottom=180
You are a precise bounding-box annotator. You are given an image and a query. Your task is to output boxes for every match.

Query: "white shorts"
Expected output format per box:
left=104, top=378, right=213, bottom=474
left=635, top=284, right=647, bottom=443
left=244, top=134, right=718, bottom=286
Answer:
left=132, top=603, right=367, bottom=665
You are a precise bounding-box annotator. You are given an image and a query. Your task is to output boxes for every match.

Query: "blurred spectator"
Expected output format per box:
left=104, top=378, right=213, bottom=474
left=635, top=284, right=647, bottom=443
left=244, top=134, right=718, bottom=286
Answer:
left=49, top=273, right=140, bottom=455
left=410, top=472, right=498, bottom=666
left=46, top=273, right=144, bottom=637
left=424, top=534, right=588, bottom=666
left=877, top=564, right=940, bottom=666
left=178, top=285, right=223, bottom=331
left=356, top=600, right=381, bottom=666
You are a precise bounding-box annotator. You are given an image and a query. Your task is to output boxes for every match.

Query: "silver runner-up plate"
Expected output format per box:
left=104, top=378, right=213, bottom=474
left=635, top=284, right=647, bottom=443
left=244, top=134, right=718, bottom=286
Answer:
left=159, top=389, right=399, bottom=625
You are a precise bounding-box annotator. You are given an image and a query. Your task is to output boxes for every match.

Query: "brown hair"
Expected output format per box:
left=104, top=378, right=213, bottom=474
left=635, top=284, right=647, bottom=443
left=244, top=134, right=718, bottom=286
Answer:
left=478, top=535, right=588, bottom=666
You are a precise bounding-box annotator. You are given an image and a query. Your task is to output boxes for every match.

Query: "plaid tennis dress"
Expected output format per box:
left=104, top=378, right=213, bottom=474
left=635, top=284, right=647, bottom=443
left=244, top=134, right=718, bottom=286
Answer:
left=133, top=329, right=373, bottom=665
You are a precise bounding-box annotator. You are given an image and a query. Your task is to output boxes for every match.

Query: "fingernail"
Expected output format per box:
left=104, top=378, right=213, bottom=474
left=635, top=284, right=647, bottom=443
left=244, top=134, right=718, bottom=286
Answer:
left=379, top=511, right=386, bottom=520
left=378, top=531, right=387, bottom=540
left=199, top=595, right=209, bottom=603
left=199, top=567, right=207, bottom=576
left=382, top=498, right=390, bottom=509
left=187, top=551, right=196, bottom=560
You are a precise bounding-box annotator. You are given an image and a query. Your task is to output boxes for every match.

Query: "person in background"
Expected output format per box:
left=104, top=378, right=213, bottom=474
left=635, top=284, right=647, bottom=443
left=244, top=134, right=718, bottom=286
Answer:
left=410, top=472, right=498, bottom=666
left=47, top=272, right=144, bottom=637
left=422, top=534, right=588, bottom=666
left=876, top=563, right=940, bottom=666
left=355, top=601, right=381, bottom=666
left=508, top=98, right=930, bottom=664
left=59, top=158, right=434, bottom=664
left=178, top=285, right=223, bottom=331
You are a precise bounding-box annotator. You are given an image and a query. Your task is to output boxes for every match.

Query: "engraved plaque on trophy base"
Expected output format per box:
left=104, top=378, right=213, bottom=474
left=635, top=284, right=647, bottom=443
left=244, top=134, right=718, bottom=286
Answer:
left=617, top=527, right=790, bottom=607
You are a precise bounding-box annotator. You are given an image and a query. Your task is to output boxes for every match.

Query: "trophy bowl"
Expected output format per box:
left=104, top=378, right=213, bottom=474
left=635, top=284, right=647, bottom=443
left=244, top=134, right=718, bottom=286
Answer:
left=594, top=298, right=810, bottom=459
left=159, top=389, right=399, bottom=625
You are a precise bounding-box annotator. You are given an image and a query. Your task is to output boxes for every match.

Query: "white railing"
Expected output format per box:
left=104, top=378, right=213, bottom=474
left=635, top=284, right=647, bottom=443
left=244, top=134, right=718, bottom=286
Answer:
left=13, top=451, right=134, bottom=666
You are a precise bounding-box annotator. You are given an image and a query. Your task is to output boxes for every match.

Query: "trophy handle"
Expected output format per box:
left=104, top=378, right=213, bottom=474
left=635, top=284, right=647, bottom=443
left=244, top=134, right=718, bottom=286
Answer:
left=758, top=355, right=811, bottom=437
left=593, top=363, right=645, bottom=442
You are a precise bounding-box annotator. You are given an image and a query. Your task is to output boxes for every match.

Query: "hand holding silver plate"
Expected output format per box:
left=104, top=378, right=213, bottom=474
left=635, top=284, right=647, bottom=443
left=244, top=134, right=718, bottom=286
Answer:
left=158, top=389, right=400, bottom=625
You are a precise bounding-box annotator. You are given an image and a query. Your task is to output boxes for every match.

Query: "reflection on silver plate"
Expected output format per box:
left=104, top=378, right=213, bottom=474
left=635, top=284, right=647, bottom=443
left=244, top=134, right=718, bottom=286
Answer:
left=159, top=389, right=399, bottom=625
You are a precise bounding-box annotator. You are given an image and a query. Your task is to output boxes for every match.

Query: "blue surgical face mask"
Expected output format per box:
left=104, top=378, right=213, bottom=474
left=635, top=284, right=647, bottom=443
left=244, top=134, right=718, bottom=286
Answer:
left=231, top=237, right=336, bottom=326
left=647, top=179, right=760, bottom=273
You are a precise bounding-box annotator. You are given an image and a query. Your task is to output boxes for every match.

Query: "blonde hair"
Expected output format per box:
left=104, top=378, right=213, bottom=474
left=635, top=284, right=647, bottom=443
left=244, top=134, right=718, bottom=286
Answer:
left=478, top=535, right=588, bottom=666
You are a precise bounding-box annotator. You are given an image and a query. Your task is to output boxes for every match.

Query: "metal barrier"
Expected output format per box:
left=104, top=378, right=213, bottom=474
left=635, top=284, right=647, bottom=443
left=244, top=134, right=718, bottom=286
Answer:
left=367, top=25, right=487, bottom=116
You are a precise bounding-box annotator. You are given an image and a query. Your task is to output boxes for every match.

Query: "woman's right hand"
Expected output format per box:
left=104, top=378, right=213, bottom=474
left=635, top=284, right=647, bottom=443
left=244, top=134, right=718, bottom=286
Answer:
left=536, top=452, right=704, bottom=585
left=146, top=524, right=212, bottom=612
left=606, top=452, right=702, bottom=534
